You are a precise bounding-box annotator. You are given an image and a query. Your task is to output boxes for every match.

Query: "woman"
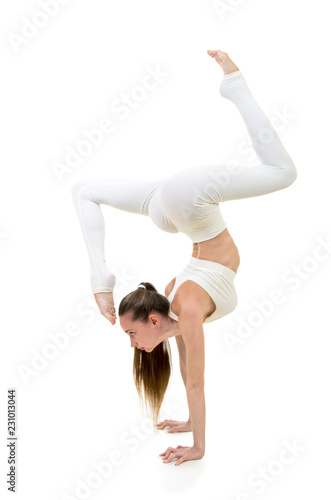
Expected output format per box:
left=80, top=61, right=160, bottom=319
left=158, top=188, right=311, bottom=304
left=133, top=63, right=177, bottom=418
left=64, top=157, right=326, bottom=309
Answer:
left=71, top=50, right=297, bottom=466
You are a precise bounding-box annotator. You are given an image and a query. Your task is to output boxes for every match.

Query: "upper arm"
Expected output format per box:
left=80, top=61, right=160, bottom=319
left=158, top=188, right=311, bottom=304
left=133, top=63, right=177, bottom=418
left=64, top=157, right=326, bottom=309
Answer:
left=178, top=307, right=205, bottom=389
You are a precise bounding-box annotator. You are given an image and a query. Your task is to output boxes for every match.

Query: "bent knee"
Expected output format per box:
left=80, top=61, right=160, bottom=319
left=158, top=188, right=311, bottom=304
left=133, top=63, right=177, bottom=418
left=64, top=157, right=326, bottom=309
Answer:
left=70, top=179, right=92, bottom=199
left=284, top=162, right=297, bottom=187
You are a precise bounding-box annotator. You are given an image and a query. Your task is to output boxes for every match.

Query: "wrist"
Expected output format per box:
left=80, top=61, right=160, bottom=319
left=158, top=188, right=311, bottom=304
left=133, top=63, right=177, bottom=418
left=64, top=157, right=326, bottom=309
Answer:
left=193, top=444, right=205, bottom=455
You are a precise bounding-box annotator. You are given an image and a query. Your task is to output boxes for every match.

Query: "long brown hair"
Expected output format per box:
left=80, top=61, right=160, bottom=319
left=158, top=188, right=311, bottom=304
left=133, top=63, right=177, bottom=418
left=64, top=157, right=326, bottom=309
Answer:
left=118, top=282, right=172, bottom=425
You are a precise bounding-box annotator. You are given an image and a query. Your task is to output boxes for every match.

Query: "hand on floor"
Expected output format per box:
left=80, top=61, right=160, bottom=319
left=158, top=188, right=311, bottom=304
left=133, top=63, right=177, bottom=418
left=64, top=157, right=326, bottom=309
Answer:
left=156, top=419, right=192, bottom=433
left=160, top=445, right=204, bottom=466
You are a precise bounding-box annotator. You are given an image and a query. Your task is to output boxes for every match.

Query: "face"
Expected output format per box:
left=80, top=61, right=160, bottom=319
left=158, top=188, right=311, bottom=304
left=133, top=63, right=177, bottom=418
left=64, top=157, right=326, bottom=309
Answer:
left=120, top=312, right=160, bottom=353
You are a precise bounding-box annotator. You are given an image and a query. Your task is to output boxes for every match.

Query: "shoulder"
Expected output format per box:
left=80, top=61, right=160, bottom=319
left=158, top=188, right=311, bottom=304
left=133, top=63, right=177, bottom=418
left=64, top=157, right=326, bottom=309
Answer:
left=175, top=281, right=208, bottom=320
left=165, top=279, right=209, bottom=321
left=176, top=281, right=209, bottom=309
left=164, top=277, right=176, bottom=297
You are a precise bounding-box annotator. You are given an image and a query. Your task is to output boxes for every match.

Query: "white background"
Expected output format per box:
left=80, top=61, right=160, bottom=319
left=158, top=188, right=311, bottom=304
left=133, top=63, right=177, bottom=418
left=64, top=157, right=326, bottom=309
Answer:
left=1, top=0, right=330, bottom=499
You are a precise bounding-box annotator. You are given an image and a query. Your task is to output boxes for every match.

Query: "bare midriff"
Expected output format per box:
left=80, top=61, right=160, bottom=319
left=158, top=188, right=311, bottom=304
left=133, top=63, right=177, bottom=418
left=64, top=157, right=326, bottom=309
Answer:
left=192, top=228, right=240, bottom=274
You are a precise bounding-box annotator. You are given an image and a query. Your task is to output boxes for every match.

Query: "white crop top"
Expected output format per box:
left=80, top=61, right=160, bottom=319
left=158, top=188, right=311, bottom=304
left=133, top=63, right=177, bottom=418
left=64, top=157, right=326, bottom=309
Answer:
left=166, top=256, right=238, bottom=324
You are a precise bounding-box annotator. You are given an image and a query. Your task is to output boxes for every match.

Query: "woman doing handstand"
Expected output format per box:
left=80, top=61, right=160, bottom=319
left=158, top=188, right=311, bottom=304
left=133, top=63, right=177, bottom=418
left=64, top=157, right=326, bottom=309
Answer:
left=71, top=50, right=297, bottom=466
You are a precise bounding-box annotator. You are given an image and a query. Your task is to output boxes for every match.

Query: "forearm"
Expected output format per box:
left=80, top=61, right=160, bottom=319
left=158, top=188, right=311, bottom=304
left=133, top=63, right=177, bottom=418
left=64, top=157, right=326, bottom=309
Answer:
left=179, top=364, right=191, bottom=423
left=176, top=335, right=192, bottom=421
left=186, top=385, right=205, bottom=452
left=176, top=298, right=206, bottom=456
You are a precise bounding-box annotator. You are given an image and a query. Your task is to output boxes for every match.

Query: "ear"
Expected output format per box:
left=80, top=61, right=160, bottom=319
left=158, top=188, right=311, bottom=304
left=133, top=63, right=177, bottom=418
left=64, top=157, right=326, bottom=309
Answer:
left=149, top=314, right=159, bottom=326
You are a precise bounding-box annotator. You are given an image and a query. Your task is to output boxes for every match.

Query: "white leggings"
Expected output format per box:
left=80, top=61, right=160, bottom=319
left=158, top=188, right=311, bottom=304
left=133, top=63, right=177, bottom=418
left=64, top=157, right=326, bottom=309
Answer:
left=71, top=71, right=297, bottom=294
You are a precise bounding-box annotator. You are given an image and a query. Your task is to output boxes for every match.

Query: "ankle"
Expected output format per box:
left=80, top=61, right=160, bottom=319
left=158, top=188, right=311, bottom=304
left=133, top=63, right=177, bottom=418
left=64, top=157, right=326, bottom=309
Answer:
left=220, top=70, right=245, bottom=99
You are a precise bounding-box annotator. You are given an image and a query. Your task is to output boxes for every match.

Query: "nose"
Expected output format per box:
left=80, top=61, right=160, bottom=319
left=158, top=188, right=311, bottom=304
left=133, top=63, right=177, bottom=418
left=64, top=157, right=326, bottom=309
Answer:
left=130, top=338, right=138, bottom=348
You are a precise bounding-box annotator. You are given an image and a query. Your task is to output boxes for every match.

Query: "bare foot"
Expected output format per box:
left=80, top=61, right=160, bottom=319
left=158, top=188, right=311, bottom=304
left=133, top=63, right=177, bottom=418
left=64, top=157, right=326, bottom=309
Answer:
left=94, top=291, right=117, bottom=325
left=207, top=50, right=239, bottom=74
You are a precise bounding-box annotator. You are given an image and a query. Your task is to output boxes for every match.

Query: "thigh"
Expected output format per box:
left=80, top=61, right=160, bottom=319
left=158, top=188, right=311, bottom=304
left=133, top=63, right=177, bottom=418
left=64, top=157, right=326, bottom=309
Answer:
left=202, top=163, right=296, bottom=202
left=160, top=160, right=296, bottom=208
left=159, top=165, right=223, bottom=228
left=71, top=177, right=165, bottom=215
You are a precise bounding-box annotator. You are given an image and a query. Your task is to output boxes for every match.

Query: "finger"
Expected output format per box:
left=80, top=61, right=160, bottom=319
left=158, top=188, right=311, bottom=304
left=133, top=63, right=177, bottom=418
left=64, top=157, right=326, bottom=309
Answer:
left=175, top=457, right=185, bottom=466
left=163, top=453, right=177, bottom=463
left=164, top=450, right=175, bottom=459
left=159, top=448, right=171, bottom=458
left=159, top=446, right=173, bottom=456
left=163, top=447, right=176, bottom=459
left=157, top=420, right=170, bottom=426
left=168, top=425, right=184, bottom=433
left=157, top=422, right=170, bottom=429
left=168, top=425, right=182, bottom=432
